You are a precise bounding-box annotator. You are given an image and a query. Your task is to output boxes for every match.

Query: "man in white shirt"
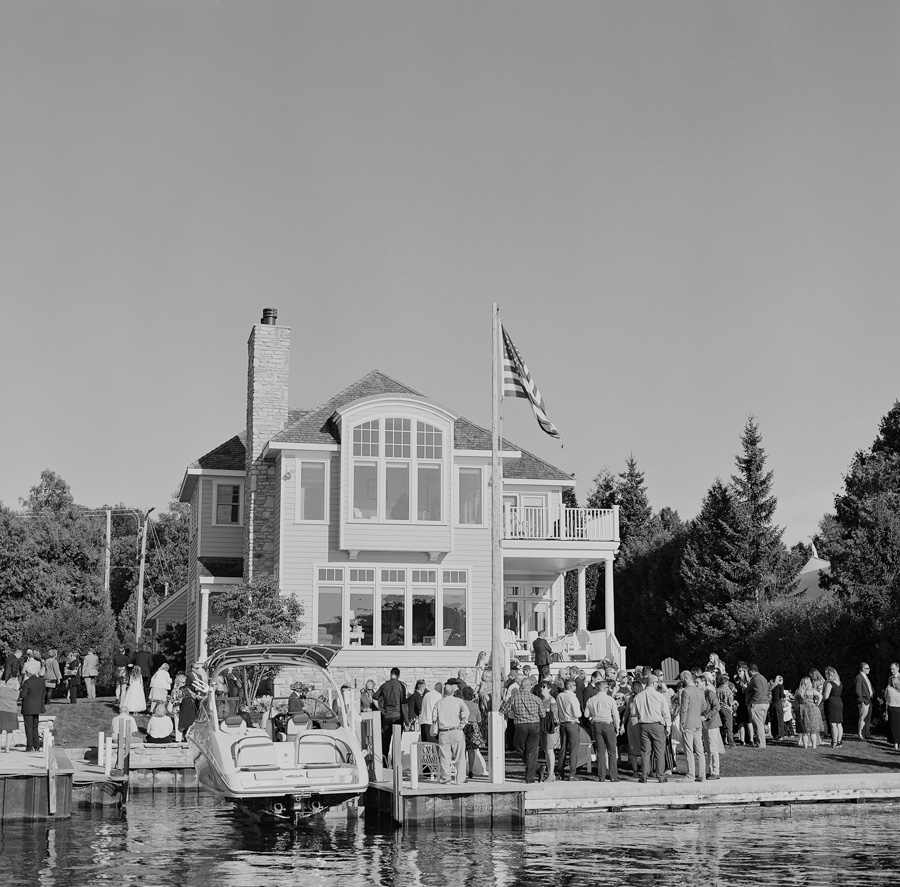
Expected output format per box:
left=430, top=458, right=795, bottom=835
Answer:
left=633, top=674, right=672, bottom=783
left=420, top=682, right=442, bottom=742
left=432, top=684, right=469, bottom=784
left=81, top=648, right=100, bottom=699
left=584, top=681, right=621, bottom=782
left=555, top=680, right=583, bottom=780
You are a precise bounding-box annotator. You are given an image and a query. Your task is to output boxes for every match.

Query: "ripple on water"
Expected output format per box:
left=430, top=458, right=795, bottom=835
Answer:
left=1, top=795, right=898, bottom=887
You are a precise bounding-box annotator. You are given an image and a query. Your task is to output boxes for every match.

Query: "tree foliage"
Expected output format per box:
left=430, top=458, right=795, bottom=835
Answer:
left=207, top=574, right=306, bottom=704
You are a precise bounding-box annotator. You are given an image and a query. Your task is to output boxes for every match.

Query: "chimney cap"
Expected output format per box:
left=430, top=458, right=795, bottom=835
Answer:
left=261, top=308, right=278, bottom=325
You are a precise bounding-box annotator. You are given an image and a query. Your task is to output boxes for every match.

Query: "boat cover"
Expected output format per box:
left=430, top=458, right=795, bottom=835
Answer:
left=204, top=644, right=340, bottom=678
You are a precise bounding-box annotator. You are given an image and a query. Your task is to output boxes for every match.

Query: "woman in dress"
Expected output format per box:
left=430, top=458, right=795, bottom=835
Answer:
left=734, top=663, right=752, bottom=745
left=822, top=666, right=844, bottom=747
left=885, top=670, right=900, bottom=751
left=145, top=702, right=175, bottom=744
left=461, top=685, right=486, bottom=777
left=0, top=678, right=20, bottom=748
left=149, top=663, right=172, bottom=705
left=538, top=681, right=560, bottom=782
left=624, top=679, right=644, bottom=777
left=63, top=652, right=81, bottom=704
left=716, top=673, right=735, bottom=747
left=122, top=665, right=147, bottom=714
left=796, top=676, right=823, bottom=748
left=809, top=669, right=827, bottom=741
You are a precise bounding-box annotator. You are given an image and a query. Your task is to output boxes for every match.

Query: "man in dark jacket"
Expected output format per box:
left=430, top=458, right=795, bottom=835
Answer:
left=21, top=673, right=46, bottom=752
left=3, top=648, right=23, bottom=681
left=373, top=667, right=407, bottom=760
left=131, top=647, right=154, bottom=693
left=745, top=664, right=771, bottom=748
left=533, top=630, right=553, bottom=672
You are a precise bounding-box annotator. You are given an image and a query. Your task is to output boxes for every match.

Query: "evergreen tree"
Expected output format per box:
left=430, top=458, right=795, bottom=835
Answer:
left=670, top=479, right=756, bottom=662
left=823, top=401, right=900, bottom=644
left=730, top=417, right=795, bottom=607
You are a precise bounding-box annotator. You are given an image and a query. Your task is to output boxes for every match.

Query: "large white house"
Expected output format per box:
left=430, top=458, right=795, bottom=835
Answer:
left=148, top=310, right=623, bottom=685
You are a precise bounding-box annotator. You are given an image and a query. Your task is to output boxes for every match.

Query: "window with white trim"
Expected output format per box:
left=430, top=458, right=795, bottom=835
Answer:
left=314, top=565, right=469, bottom=649
left=349, top=417, right=445, bottom=523
left=458, top=467, right=483, bottom=525
left=298, top=461, right=327, bottom=521
left=213, top=483, right=243, bottom=525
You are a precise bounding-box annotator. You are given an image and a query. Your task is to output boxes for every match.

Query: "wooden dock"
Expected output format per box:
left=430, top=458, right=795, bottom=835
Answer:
left=0, top=748, right=73, bottom=822
left=365, top=771, right=900, bottom=827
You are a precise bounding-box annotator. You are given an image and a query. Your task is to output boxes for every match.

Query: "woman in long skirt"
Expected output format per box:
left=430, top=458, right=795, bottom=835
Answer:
left=122, top=665, right=147, bottom=714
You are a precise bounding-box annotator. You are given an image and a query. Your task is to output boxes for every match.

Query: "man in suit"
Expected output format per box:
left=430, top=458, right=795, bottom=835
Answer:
left=533, top=630, right=553, bottom=673
left=3, top=648, right=23, bottom=681
left=856, top=662, right=874, bottom=740
left=21, top=673, right=46, bottom=752
left=81, top=647, right=100, bottom=699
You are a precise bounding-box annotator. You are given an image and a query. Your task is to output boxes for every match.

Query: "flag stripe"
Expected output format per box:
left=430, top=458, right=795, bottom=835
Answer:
left=501, top=325, right=560, bottom=439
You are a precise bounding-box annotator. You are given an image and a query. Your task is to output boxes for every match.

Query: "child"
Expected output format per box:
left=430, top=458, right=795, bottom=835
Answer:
left=783, top=692, right=796, bottom=737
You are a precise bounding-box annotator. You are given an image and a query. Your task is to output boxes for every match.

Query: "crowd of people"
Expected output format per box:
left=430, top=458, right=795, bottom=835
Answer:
left=0, top=643, right=211, bottom=752
left=352, top=648, right=899, bottom=787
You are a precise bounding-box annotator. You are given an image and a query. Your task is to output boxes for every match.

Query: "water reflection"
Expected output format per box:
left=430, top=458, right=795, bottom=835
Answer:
left=1, top=795, right=899, bottom=886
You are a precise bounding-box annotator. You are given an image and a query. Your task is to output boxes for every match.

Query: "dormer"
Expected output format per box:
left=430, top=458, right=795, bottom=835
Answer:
left=335, top=394, right=456, bottom=558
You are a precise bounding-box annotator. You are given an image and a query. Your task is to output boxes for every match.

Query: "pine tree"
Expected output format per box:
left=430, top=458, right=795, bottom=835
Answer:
left=730, top=416, right=794, bottom=607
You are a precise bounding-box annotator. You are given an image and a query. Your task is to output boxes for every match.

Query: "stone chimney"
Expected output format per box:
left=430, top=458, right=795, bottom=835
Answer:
left=245, top=308, right=290, bottom=581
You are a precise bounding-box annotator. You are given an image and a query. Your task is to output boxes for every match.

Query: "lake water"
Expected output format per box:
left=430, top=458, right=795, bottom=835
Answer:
left=1, top=794, right=897, bottom=886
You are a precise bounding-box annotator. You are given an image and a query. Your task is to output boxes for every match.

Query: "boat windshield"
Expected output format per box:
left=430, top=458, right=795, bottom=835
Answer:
left=215, top=662, right=348, bottom=729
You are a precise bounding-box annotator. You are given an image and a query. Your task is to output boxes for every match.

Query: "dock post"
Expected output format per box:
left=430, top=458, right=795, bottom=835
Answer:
left=488, top=712, right=505, bottom=783
left=98, top=732, right=105, bottom=768
left=104, top=737, right=113, bottom=776
left=391, top=723, right=403, bottom=824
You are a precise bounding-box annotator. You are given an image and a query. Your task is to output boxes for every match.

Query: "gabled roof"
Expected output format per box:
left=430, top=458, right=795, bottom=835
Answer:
left=187, top=370, right=573, bottom=484
left=271, top=371, right=421, bottom=445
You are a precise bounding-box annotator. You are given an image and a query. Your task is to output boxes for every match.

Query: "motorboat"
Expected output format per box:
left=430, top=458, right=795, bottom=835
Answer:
left=186, top=644, right=367, bottom=825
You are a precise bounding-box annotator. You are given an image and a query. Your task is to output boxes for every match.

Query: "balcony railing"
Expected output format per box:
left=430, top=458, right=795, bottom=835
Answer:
left=503, top=506, right=619, bottom=542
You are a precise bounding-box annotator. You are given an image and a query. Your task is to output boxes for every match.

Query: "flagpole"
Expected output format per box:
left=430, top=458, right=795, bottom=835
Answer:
left=490, top=302, right=505, bottom=783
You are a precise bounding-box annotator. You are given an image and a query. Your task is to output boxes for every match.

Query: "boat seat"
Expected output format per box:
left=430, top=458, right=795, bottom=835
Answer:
left=286, top=712, right=310, bottom=736
left=220, top=716, right=247, bottom=735
left=233, top=736, right=280, bottom=771
left=295, top=734, right=345, bottom=767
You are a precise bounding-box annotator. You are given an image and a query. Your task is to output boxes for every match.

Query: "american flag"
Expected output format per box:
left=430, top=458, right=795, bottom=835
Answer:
left=501, top=324, right=560, bottom=440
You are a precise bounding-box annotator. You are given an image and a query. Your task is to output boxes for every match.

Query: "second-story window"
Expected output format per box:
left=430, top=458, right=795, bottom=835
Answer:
left=350, top=418, right=444, bottom=523
left=214, top=483, right=242, bottom=525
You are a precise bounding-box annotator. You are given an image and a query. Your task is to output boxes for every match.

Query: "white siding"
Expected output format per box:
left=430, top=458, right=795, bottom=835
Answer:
left=200, top=478, right=244, bottom=558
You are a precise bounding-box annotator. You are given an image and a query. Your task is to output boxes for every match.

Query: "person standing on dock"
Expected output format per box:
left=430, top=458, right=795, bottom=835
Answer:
left=745, top=664, right=771, bottom=748
left=81, top=648, right=99, bottom=700
left=373, top=667, right=407, bottom=761
left=584, top=680, right=620, bottom=782
left=554, top=679, right=583, bottom=780
left=677, top=671, right=706, bottom=783
left=20, top=670, right=45, bottom=752
left=500, top=676, right=543, bottom=783
left=856, top=663, right=873, bottom=740
left=634, top=674, right=672, bottom=783
left=433, top=684, right=468, bottom=784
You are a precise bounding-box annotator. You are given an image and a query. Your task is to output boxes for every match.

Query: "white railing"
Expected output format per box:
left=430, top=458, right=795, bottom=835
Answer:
left=503, top=506, right=618, bottom=542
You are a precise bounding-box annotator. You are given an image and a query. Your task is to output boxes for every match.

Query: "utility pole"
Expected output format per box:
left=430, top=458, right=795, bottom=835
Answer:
left=134, top=507, right=155, bottom=644
left=104, top=509, right=111, bottom=606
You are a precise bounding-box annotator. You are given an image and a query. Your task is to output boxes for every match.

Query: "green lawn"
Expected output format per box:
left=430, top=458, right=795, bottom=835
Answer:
left=46, top=697, right=149, bottom=747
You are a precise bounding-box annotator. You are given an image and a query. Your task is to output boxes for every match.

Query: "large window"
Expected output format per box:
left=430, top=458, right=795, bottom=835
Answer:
left=349, top=417, right=445, bottom=523
left=315, top=565, right=468, bottom=649
left=298, top=461, right=327, bottom=521
left=317, top=587, right=343, bottom=646
left=458, top=467, right=483, bottom=525
left=213, top=483, right=242, bottom=525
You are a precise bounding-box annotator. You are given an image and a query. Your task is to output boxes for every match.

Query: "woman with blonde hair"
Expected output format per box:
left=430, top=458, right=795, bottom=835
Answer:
left=885, top=668, right=900, bottom=751
left=797, top=676, right=823, bottom=749
left=823, top=667, right=844, bottom=748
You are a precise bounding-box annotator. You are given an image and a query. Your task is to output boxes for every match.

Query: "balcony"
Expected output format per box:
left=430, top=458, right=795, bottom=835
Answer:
left=503, top=506, right=619, bottom=543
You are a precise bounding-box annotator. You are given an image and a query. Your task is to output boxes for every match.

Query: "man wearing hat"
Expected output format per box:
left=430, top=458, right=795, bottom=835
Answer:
left=288, top=681, right=307, bottom=713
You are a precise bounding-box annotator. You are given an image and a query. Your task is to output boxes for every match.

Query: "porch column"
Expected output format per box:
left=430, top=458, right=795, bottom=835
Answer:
left=199, top=587, right=210, bottom=661
left=577, top=566, right=587, bottom=631
left=604, top=555, right=615, bottom=639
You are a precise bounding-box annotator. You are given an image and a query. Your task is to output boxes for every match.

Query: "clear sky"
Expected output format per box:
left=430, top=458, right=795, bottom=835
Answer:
left=1, top=2, right=898, bottom=546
